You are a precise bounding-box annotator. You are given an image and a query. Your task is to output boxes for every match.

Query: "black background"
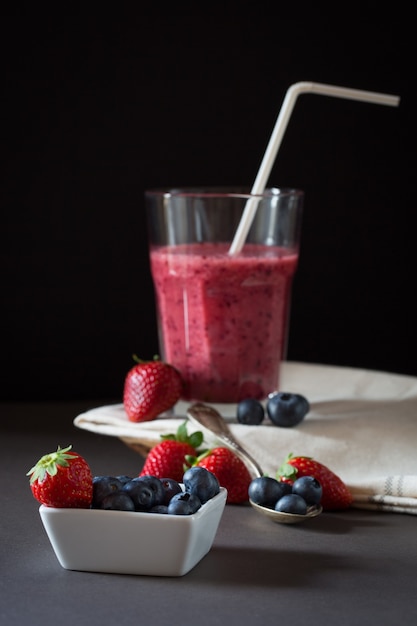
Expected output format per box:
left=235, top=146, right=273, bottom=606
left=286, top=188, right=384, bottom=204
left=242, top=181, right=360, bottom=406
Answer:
left=3, top=14, right=415, bottom=401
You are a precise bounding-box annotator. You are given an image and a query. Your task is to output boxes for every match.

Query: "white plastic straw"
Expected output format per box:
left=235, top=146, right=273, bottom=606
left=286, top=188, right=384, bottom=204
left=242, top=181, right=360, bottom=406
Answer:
left=228, top=81, right=400, bottom=256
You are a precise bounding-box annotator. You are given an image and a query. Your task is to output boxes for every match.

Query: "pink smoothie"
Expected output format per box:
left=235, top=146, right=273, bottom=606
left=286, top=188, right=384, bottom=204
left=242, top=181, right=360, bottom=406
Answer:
left=150, top=242, right=298, bottom=403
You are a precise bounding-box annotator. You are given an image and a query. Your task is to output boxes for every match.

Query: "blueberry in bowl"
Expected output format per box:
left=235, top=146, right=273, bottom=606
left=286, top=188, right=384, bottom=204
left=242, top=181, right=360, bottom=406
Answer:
left=38, top=472, right=227, bottom=576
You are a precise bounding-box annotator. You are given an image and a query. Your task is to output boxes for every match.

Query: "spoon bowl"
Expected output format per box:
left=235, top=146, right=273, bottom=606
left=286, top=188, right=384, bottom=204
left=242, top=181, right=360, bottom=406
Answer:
left=186, top=403, right=323, bottom=524
left=250, top=499, right=322, bottom=524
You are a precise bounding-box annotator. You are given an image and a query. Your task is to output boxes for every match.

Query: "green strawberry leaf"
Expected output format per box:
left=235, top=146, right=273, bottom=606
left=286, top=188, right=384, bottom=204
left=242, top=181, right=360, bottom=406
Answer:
left=276, top=452, right=314, bottom=481
left=184, top=448, right=211, bottom=467
left=176, top=421, right=190, bottom=442
left=160, top=433, right=177, bottom=442
left=160, top=421, right=204, bottom=450
left=188, top=431, right=204, bottom=449
left=276, top=452, right=298, bottom=481
left=26, top=444, right=76, bottom=484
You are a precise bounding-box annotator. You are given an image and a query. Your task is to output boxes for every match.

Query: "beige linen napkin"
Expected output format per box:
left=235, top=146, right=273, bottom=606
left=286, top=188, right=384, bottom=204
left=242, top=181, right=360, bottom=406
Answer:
left=74, top=362, right=417, bottom=514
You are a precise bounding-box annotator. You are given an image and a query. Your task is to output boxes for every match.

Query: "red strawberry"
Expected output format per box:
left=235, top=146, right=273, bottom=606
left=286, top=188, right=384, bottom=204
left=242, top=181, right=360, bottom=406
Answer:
left=195, top=447, right=252, bottom=504
left=123, top=355, right=183, bottom=422
left=139, top=422, right=203, bottom=482
left=27, top=445, right=93, bottom=508
left=277, top=453, right=353, bottom=511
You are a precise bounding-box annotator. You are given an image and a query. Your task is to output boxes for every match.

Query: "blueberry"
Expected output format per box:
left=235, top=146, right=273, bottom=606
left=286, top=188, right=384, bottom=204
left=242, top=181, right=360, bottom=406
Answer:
left=159, top=478, right=183, bottom=505
left=183, top=466, right=220, bottom=504
left=98, top=491, right=136, bottom=511
left=248, top=476, right=292, bottom=507
left=123, top=477, right=158, bottom=511
left=275, top=493, right=308, bottom=515
left=116, top=475, right=134, bottom=485
left=149, top=504, right=169, bottom=514
left=167, top=492, right=202, bottom=515
left=92, top=476, right=124, bottom=507
left=266, top=392, right=310, bottom=427
left=292, top=476, right=322, bottom=505
left=237, top=398, right=265, bottom=425
left=134, top=475, right=165, bottom=506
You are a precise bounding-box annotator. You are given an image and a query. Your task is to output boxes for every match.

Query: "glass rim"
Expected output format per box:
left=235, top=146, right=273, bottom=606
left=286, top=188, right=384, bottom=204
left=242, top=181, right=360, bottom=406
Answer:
left=145, top=186, right=304, bottom=200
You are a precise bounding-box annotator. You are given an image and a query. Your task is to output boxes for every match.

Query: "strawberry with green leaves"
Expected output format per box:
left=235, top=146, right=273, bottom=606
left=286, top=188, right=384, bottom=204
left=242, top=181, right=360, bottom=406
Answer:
left=27, top=445, right=93, bottom=508
left=277, top=453, right=353, bottom=510
left=123, top=355, right=184, bottom=422
left=192, top=447, right=252, bottom=504
left=139, top=422, right=204, bottom=483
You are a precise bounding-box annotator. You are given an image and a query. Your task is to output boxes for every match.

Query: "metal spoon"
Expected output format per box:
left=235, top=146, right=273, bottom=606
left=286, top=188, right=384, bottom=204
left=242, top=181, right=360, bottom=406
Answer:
left=186, top=402, right=264, bottom=478
left=249, top=499, right=322, bottom=524
left=186, top=402, right=323, bottom=524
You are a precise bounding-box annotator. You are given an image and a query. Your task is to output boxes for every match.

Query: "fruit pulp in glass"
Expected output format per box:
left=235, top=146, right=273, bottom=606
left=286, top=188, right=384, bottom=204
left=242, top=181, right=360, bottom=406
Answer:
left=150, top=242, right=298, bottom=403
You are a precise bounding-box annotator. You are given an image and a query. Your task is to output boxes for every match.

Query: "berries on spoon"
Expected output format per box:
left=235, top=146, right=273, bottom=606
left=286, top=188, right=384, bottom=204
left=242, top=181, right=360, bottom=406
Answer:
left=266, top=392, right=310, bottom=427
left=248, top=476, right=292, bottom=506
left=123, top=354, right=184, bottom=422
left=277, top=453, right=352, bottom=510
left=275, top=493, right=308, bottom=515
left=248, top=473, right=322, bottom=516
left=27, top=445, right=93, bottom=508
left=292, top=476, right=323, bottom=505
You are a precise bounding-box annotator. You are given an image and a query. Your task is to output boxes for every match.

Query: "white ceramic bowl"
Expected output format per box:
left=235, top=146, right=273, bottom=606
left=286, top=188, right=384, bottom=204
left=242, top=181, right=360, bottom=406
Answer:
left=39, top=487, right=227, bottom=576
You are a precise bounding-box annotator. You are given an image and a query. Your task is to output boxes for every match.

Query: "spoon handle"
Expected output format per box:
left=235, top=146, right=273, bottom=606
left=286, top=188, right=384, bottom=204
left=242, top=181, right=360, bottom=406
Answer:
left=186, top=403, right=264, bottom=478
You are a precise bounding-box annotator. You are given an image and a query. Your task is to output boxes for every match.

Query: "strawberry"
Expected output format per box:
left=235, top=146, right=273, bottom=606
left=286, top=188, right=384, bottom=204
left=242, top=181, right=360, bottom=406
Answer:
left=123, top=355, right=183, bottom=422
left=139, top=422, right=204, bottom=482
left=27, top=445, right=93, bottom=508
left=194, top=447, right=252, bottom=504
left=277, top=453, right=353, bottom=511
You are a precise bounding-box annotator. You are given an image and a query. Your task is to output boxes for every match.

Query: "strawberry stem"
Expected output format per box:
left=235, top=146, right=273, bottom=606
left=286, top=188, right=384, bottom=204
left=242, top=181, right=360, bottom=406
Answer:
left=132, top=354, right=161, bottom=364
left=26, top=445, right=76, bottom=484
left=160, top=421, right=204, bottom=450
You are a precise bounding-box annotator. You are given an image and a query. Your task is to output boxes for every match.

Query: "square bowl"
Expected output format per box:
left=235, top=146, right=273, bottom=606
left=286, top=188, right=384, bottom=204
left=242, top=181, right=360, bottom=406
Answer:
left=39, top=487, right=227, bottom=577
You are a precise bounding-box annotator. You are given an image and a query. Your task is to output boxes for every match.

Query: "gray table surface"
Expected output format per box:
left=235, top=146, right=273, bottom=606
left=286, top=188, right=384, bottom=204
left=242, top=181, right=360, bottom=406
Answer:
left=2, top=401, right=416, bottom=626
